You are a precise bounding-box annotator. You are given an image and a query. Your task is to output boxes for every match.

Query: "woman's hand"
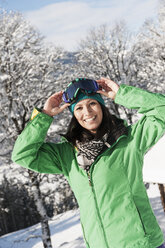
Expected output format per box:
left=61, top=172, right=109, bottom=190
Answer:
left=96, top=77, right=119, bottom=100
left=42, top=91, right=70, bottom=117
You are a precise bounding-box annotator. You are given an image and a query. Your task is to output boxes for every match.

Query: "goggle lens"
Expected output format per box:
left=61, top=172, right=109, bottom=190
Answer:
left=63, top=78, right=100, bottom=103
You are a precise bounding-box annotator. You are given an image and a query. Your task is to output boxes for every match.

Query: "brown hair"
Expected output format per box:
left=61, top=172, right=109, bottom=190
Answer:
left=62, top=103, right=128, bottom=146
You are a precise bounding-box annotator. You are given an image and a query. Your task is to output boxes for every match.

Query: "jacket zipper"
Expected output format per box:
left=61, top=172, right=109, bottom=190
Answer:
left=87, top=171, right=92, bottom=186
left=89, top=168, right=110, bottom=248
left=87, top=133, right=127, bottom=186
left=86, top=134, right=127, bottom=247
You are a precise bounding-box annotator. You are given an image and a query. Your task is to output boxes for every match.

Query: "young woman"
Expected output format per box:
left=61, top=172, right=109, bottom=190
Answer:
left=12, top=77, right=165, bottom=248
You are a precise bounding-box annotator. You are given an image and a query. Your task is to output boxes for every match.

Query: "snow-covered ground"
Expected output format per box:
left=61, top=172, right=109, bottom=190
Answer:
left=0, top=183, right=164, bottom=248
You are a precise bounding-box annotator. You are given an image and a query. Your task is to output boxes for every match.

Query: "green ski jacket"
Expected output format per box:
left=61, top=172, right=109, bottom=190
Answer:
left=12, top=84, right=165, bottom=248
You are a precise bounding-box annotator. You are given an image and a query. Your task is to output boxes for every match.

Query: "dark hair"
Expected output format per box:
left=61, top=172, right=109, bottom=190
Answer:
left=62, top=103, right=128, bottom=146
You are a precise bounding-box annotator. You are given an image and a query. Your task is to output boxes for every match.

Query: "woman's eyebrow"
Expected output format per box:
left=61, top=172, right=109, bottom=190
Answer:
left=75, top=103, right=83, bottom=107
left=76, top=99, right=97, bottom=107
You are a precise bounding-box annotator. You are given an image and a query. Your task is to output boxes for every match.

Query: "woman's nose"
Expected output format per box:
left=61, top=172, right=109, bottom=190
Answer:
left=83, top=106, right=92, bottom=114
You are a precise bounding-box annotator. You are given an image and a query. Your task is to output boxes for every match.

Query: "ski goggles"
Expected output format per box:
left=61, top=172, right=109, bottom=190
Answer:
left=63, top=78, right=101, bottom=103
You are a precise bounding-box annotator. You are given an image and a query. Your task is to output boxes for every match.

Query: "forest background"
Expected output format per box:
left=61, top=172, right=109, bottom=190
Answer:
left=0, top=0, right=165, bottom=247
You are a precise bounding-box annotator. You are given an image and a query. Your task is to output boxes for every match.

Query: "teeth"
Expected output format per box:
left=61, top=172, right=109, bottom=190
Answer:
left=85, top=116, right=95, bottom=122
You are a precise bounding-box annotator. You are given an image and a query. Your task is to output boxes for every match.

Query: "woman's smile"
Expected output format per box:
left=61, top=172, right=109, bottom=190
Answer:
left=84, top=116, right=96, bottom=122
left=74, top=99, right=103, bottom=133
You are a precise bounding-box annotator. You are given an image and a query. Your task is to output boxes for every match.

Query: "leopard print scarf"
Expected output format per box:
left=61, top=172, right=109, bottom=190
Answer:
left=76, top=133, right=110, bottom=172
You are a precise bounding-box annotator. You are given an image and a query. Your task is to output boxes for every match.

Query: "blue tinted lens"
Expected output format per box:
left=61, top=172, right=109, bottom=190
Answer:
left=63, top=79, right=99, bottom=103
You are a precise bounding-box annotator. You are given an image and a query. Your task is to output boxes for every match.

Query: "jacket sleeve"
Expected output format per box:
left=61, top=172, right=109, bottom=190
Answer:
left=114, top=84, right=165, bottom=155
left=11, top=110, right=64, bottom=174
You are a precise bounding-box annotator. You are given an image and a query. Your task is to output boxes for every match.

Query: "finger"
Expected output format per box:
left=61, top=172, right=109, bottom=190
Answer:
left=97, top=90, right=109, bottom=97
left=100, top=77, right=110, bottom=81
left=59, top=103, right=70, bottom=112
left=100, top=77, right=113, bottom=87
left=97, top=90, right=116, bottom=100
left=49, top=91, right=63, bottom=98
left=50, top=103, right=70, bottom=116
left=100, top=77, right=118, bottom=90
left=96, top=79, right=105, bottom=84
left=96, top=79, right=105, bottom=88
left=50, top=91, right=63, bottom=104
left=97, top=82, right=112, bottom=92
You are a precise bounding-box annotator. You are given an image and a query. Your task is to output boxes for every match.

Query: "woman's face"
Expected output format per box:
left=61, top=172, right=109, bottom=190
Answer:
left=74, top=98, right=103, bottom=133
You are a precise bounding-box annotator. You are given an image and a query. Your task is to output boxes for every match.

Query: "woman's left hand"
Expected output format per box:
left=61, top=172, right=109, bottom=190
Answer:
left=96, top=77, right=119, bottom=100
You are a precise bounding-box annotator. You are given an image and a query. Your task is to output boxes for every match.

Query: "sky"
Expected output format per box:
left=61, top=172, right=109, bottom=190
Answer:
left=0, top=0, right=159, bottom=51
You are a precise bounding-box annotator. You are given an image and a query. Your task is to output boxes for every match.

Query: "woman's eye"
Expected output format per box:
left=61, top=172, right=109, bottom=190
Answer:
left=90, top=102, right=96, bottom=106
left=75, top=106, right=82, bottom=111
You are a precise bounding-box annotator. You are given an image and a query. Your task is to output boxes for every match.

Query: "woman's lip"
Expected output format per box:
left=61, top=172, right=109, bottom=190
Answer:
left=84, top=116, right=96, bottom=122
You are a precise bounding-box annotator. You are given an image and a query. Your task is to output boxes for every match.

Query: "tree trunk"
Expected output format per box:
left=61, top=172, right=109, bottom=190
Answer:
left=41, top=217, right=53, bottom=248
left=28, top=171, right=53, bottom=248
left=1, top=211, right=8, bottom=234
left=158, top=183, right=165, bottom=213
left=10, top=206, right=17, bottom=231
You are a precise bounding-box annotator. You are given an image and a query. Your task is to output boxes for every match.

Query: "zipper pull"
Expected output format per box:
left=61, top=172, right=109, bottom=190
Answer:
left=104, top=141, right=111, bottom=148
left=87, top=171, right=92, bottom=186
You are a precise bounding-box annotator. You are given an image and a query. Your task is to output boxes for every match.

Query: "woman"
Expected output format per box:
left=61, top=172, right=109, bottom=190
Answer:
left=12, top=77, right=165, bottom=248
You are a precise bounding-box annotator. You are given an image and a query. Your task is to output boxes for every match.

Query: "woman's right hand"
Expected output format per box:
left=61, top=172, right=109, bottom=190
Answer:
left=42, top=91, right=70, bottom=117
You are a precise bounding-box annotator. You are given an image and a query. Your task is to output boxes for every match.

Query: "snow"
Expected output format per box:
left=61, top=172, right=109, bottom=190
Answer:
left=0, top=184, right=164, bottom=248
left=143, top=134, right=165, bottom=184
left=0, top=209, right=85, bottom=248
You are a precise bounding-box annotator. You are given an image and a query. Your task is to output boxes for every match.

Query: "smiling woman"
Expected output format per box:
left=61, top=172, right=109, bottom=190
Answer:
left=12, top=77, right=165, bottom=248
left=73, top=98, right=103, bottom=133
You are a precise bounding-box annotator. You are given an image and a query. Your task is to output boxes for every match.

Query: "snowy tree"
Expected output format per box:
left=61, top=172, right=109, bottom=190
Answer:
left=76, top=22, right=137, bottom=83
left=0, top=11, right=65, bottom=156
left=128, top=0, right=165, bottom=209
left=158, top=184, right=165, bottom=213
left=73, top=22, right=139, bottom=123
left=134, top=0, right=165, bottom=92
left=0, top=175, right=40, bottom=236
left=0, top=10, right=67, bottom=248
left=0, top=10, right=79, bottom=246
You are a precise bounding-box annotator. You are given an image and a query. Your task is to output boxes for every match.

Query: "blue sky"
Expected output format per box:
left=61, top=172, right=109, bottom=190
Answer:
left=1, top=0, right=159, bottom=51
